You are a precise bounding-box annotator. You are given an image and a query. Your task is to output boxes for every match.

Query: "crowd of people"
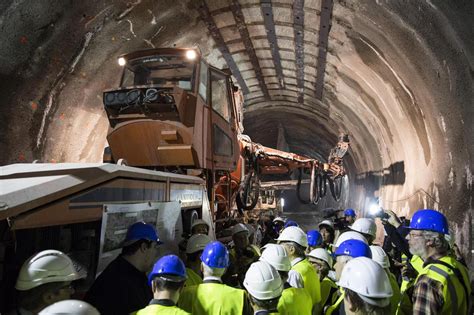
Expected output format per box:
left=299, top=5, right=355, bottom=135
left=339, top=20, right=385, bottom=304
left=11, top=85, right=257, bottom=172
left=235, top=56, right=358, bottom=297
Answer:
left=7, top=208, right=472, bottom=314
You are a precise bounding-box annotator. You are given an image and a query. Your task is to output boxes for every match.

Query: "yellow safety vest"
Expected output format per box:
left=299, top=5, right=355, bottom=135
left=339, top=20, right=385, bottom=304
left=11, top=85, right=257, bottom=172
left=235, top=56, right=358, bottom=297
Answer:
left=136, top=304, right=190, bottom=315
left=291, top=258, right=322, bottom=307
left=277, top=286, right=312, bottom=315
left=178, top=282, right=246, bottom=315
left=413, top=255, right=470, bottom=315
left=320, top=277, right=338, bottom=310
left=184, top=267, right=202, bottom=287
left=387, top=271, right=401, bottom=315
left=324, top=288, right=345, bottom=315
left=397, top=254, right=424, bottom=315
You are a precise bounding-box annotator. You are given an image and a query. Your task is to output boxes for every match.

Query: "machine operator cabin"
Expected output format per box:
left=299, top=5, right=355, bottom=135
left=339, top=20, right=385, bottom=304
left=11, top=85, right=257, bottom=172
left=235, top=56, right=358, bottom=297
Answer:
left=0, top=1, right=472, bottom=314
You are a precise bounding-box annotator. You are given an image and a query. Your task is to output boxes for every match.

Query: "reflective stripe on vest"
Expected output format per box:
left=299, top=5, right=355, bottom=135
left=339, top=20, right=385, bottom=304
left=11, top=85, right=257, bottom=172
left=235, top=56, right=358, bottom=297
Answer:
left=278, top=286, right=313, bottom=315
left=291, top=258, right=321, bottom=306
left=325, top=288, right=345, bottom=315
left=414, top=256, right=468, bottom=315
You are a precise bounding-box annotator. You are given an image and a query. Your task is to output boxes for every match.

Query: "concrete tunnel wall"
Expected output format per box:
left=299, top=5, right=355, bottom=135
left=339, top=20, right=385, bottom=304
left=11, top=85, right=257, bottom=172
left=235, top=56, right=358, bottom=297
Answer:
left=0, top=1, right=472, bottom=264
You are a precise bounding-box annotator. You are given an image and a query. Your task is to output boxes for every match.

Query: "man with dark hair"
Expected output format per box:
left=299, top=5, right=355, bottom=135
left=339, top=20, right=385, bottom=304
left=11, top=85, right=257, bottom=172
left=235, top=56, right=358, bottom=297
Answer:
left=136, top=255, right=190, bottom=314
left=85, top=222, right=162, bottom=315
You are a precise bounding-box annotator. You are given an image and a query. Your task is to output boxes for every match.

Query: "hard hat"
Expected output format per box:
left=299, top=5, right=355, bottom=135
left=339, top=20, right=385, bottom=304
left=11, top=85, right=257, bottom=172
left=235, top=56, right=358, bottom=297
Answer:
left=307, top=230, right=323, bottom=247
left=260, top=244, right=291, bottom=271
left=39, top=300, right=100, bottom=315
left=284, top=220, right=299, bottom=228
left=123, top=221, right=162, bottom=246
left=407, top=209, right=449, bottom=235
left=273, top=217, right=285, bottom=223
left=308, top=248, right=333, bottom=267
left=200, top=241, right=229, bottom=268
left=350, top=218, right=377, bottom=238
left=344, top=209, right=356, bottom=217
left=186, top=234, right=212, bottom=254
left=369, top=245, right=390, bottom=269
left=243, top=261, right=283, bottom=300
left=334, top=239, right=372, bottom=259
left=334, top=231, right=368, bottom=248
left=148, top=255, right=187, bottom=285
left=232, top=223, right=249, bottom=235
left=191, top=219, right=209, bottom=231
left=276, top=226, right=308, bottom=248
left=318, top=220, right=334, bottom=231
left=15, top=250, right=83, bottom=291
left=337, top=257, right=392, bottom=304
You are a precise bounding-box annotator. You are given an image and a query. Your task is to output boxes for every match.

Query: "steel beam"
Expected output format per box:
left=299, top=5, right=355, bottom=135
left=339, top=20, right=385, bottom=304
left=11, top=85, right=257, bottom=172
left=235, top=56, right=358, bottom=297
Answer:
left=315, top=0, right=334, bottom=100
left=261, top=0, right=285, bottom=90
left=196, top=1, right=250, bottom=95
left=293, top=0, right=305, bottom=104
left=230, top=0, right=269, bottom=100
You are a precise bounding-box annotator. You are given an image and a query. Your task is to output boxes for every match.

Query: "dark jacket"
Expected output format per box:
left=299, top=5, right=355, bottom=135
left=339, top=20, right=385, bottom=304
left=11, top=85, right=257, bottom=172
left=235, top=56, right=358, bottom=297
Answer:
left=85, top=255, right=153, bottom=315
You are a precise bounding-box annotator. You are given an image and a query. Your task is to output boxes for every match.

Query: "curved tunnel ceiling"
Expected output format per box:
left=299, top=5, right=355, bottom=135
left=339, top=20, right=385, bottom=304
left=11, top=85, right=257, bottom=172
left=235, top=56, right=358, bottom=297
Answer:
left=0, top=1, right=473, bottom=252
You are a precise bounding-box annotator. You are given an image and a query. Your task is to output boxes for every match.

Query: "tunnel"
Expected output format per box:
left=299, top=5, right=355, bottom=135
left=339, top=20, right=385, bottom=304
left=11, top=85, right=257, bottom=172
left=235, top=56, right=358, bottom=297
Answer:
left=0, top=0, right=472, bottom=272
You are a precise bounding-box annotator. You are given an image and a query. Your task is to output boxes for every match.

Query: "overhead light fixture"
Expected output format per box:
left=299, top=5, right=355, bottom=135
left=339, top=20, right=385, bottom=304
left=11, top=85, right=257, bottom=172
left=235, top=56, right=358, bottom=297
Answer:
left=185, top=50, right=197, bottom=60
left=118, top=57, right=126, bottom=66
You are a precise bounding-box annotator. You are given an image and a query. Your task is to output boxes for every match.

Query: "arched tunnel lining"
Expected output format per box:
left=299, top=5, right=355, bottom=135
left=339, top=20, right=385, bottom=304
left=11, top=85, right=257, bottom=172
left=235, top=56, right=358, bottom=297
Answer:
left=0, top=0, right=472, bottom=265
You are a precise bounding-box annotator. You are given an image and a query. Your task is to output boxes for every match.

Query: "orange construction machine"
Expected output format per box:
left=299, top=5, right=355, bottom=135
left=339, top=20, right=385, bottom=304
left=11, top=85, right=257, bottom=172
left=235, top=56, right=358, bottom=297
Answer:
left=102, top=48, right=350, bottom=224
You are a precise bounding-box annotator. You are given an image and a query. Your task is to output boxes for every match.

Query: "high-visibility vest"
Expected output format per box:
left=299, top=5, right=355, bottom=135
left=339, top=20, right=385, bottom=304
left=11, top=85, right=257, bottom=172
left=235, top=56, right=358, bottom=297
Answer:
left=324, top=288, right=345, bottom=315
left=291, top=258, right=321, bottom=307
left=320, top=277, right=338, bottom=310
left=397, top=254, right=424, bottom=315
left=387, top=270, right=401, bottom=315
left=136, top=304, right=190, bottom=315
left=178, top=282, right=246, bottom=315
left=413, top=255, right=470, bottom=315
left=277, top=286, right=313, bottom=315
left=184, top=267, right=202, bottom=287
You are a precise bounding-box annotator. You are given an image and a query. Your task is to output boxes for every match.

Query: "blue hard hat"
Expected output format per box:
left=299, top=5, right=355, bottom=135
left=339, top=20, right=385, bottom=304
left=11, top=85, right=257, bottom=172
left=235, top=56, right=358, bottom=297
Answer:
left=407, top=209, right=449, bottom=235
left=307, top=230, right=323, bottom=247
left=148, top=255, right=186, bottom=286
left=124, top=222, right=162, bottom=246
left=344, top=209, right=356, bottom=217
left=284, top=220, right=299, bottom=228
left=335, top=239, right=372, bottom=259
left=200, top=241, right=229, bottom=268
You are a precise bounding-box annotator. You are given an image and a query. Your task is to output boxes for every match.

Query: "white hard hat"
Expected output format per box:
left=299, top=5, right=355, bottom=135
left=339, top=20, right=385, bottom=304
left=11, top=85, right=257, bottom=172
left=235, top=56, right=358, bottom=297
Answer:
left=260, top=244, right=291, bottom=271
left=318, top=220, right=334, bottom=230
left=232, top=223, right=249, bottom=235
left=186, top=234, right=212, bottom=254
left=15, top=250, right=84, bottom=291
left=276, top=226, right=308, bottom=248
left=243, top=261, right=283, bottom=300
left=191, top=219, right=209, bottom=230
left=273, top=217, right=285, bottom=223
left=334, top=231, right=368, bottom=248
left=337, top=257, right=392, bottom=306
left=370, top=245, right=390, bottom=269
left=39, top=300, right=100, bottom=315
left=308, top=248, right=333, bottom=267
left=350, top=218, right=377, bottom=238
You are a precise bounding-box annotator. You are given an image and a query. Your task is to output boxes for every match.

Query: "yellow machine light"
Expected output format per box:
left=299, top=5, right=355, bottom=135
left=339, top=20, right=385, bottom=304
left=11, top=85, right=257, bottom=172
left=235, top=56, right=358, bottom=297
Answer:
left=118, top=57, right=126, bottom=66
left=185, top=50, right=197, bottom=60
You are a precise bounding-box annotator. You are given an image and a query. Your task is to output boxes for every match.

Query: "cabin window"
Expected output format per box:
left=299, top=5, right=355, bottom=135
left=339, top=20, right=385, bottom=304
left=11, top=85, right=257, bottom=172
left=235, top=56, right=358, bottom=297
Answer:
left=199, top=62, right=208, bottom=101
left=210, top=71, right=231, bottom=122
left=213, top=125, right=233, bottom=156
